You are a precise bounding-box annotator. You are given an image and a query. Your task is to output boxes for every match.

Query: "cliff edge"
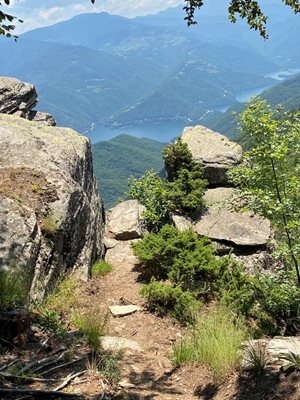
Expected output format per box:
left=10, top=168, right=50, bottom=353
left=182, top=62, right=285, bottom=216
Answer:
left=0, top=78, right=104, bottom=300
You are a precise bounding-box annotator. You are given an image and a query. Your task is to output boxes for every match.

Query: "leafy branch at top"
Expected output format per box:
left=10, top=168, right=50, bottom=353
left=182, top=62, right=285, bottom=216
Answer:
left=184, top=0, right=300, bottom=39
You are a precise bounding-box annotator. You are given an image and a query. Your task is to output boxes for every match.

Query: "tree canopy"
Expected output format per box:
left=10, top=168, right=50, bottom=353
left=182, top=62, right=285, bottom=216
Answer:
left=0, top=0, right=300, bottom=39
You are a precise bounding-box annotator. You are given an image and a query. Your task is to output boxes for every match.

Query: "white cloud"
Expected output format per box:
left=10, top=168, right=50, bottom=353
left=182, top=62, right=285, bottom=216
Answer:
left=4, top=0, right=183, bottom=33
left=39, top=7, right=63, bottom=21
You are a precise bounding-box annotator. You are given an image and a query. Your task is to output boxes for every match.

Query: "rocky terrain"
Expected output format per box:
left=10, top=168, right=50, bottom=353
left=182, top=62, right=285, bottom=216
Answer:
left=0, top=77, right=299, bottom=400
left=0, top=77, right=104, bottom=300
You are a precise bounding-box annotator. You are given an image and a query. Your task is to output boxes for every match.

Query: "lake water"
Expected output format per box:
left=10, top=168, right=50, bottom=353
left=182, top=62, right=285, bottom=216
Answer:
left=86, top=69, right=298, bottom=144
left=86, top=120, right=189, bottom=144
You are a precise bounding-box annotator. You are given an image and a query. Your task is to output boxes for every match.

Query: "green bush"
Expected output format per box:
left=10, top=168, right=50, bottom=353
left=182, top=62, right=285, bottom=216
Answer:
left=141, top=279, right=202, bottom=324
left=92, top=261, right=112, bottom=276
left=132, top=225, right=223, bottom=292
left=127, top=170, right=170, bottom=232
left=165, top=167, right=207, bottom=218
left=0, top=268, right=28, bottom=310
left=163, top=138, right=196, bottom=182
left=217, top=266, right=300, bottom=336
left=172, top=306, right=248, bottom=380
left=163, top=139, right=207, bottom=217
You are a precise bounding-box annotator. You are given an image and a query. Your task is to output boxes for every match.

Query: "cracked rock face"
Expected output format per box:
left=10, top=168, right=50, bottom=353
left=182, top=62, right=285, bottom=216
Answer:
left=0, top=114, right=104, bottom=301
left=182, top=125, right=243, bottom=185
left=0, top=77, right=56, bottom=126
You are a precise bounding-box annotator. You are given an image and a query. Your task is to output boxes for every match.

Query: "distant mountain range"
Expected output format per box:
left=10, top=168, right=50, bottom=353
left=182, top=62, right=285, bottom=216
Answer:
left=1, top=3, right=299, bottom=135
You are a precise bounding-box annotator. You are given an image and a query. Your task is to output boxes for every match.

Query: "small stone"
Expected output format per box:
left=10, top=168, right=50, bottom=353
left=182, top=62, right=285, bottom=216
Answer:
left=101, top=336, right=142, bottom=352
left=109, top=304, right=141, bottom=317
left=118, top=380, right=136, bottom=389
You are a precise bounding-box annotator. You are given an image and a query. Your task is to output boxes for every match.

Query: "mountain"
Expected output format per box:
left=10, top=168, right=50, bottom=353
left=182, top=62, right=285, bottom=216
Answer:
left=205, top=73, right=300, bottom=140
left=0, top=10, right=281, bottom=135
left=92, top=135, right=166, bottom=208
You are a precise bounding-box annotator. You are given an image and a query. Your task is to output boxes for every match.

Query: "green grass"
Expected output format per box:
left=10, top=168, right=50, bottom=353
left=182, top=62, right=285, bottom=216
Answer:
left=72, top=309, right=109, bottom=354
left=0, top=268, right=29, bottom=310
left=43, top=273, right=80, bottom=315
left=92, top=261, right=113, bottom=276
left=172, top=306, right=248, bottom=380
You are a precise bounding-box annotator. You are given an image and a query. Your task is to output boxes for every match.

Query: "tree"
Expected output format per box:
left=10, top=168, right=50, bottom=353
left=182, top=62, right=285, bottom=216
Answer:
left=1, top=0, right=299, bottom=39
left=229, top=99, right=300, bottom=285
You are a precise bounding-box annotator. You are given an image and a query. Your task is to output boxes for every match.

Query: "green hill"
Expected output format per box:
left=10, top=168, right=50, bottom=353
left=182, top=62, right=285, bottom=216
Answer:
left=204, top=73, right=300, bottom=140
left=92, top=135, right=166, bottom=209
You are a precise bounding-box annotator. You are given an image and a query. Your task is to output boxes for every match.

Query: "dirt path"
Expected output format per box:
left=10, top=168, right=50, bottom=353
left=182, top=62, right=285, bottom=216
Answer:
left=96, top=241, right=200, bottom=399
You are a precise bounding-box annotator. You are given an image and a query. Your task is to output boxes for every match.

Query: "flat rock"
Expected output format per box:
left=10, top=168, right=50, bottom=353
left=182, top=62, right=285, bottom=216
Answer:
left=101, top=336, right=142, bottom=352
left=109, top=304, right=141, bottom=317
left=106, top=200, right=145, bottom=240
left=268, top=336, right=300, bottom=361
left=182, top=125, right=242, bottom=185
left=171, top=214, right=192, bottom=232
left=203, top=187, right=236, bottom=206
left=242, top=337, right=300, bottom=368
left=194, top=208, right=271, bottom=246
left=105, top=240, right=140, bottom=268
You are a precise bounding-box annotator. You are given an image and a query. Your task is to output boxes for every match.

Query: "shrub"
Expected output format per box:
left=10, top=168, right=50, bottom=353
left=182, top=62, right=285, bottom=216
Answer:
left=165, top=167, right=207, bottom=218
left=0, top=268, right=28, bottom=310
left=92, top=261, right=112, bottom=276
left=132, top=225, right=223, bottom=292
left=127, top=170, right=170, bottom=232
left=172, top=306, right=248, bottom=380
left=141, top=279, right=202, bottom=323
left=217, top=266, right=300, bottom=336
left=163, top=139, right=207, bottom=217
left=141, top=279, right=202, bottom=324
left=163, top=138, right=196, bottom=182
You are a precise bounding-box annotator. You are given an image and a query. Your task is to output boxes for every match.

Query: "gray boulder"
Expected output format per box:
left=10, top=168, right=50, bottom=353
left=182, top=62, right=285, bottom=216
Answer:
left=194, top=208, right=271, bottom=246
left=0, top=113, right=104, bottom=300
left=105, top=200, right=145, bottom=240
left=0, top=77, right=37, bottom=116
left=0, top=77, right=56, bottom=126
left=181, top=125, right=242, bottom=185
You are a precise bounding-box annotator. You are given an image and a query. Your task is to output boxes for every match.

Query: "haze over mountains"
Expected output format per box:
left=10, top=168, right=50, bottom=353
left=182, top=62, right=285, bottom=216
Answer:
left=0, top=2, right=299, bottom=138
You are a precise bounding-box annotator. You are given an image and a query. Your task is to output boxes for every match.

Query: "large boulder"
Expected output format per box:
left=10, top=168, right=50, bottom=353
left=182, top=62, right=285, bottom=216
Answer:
left=194, top=208, right=271, bottom=246
left=105, top=200, right=145, bottom=240
left=0, top=77, right=55, bottom=126
left=181, top=125, right=242, bottom=185
left=0, top=113, right=104, bottom=300
left=0, top=77, right=37, bottom=115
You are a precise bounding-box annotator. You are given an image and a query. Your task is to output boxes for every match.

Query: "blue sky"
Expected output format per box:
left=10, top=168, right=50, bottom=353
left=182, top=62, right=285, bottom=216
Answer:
left=4, top=0, right=182, bottom=32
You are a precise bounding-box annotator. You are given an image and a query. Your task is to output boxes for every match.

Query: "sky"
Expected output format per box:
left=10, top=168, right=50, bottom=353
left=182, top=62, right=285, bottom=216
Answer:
left=3, top=0, right=183, bottom=33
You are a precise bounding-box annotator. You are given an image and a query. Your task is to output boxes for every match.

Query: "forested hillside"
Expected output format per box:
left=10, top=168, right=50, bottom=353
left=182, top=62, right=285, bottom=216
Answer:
left=206, top=72, right=300, bottom=139
left=93, top=135, right=165, bottom=208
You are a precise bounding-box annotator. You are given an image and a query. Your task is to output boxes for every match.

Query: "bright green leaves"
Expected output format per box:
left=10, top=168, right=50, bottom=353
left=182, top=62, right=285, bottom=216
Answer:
left=229, top=98, right=300, bottom=283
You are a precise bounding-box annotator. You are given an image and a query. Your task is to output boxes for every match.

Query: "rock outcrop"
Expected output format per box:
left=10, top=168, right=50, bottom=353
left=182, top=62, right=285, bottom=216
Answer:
left=105, top=200, right=145, bottom=240
left=0, top=77, right=55, bottom=126
left=0, top=113, right=104, bottom=300
left=181, top=125, right=242, bottom=186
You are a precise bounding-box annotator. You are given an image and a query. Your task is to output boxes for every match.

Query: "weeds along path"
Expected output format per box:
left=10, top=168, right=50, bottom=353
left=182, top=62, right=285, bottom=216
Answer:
left=92, top=241, right=201, bottom=399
